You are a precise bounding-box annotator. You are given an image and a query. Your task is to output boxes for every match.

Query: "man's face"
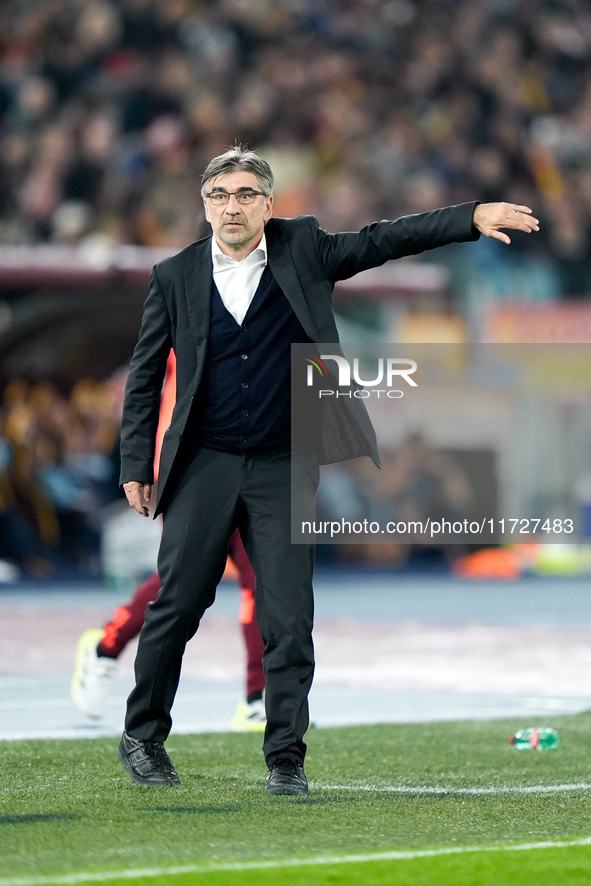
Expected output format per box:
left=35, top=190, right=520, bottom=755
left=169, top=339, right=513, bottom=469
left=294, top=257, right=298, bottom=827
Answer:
left=203, top=170, right=273, bottom=257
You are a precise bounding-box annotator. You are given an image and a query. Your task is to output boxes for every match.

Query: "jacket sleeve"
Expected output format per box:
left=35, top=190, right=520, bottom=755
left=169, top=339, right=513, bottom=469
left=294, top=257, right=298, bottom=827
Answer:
left=119, top=267, right=173, bottom=486
left=310, top=202, right=480, bottom=282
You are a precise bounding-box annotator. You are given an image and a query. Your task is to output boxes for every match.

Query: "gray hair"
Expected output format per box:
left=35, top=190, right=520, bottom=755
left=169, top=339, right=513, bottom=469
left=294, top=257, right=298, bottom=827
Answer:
left=201, top=146, right=274, bottom=197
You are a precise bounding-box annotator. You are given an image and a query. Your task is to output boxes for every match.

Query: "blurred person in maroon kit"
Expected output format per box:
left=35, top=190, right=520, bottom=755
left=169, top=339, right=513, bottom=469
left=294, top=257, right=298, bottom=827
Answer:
left=71, top=530, right=266, bottom=732
left=72, top=353, right=266, bottom=732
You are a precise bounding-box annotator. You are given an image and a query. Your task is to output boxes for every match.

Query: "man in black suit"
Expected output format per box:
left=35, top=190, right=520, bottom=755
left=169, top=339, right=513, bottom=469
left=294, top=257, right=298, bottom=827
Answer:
left=117, top=146, right=538, bottom=794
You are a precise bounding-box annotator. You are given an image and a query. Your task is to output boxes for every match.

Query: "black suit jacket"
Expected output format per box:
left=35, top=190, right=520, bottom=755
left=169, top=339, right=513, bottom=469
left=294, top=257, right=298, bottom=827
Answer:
left=120, top=203, right=479, bottom=513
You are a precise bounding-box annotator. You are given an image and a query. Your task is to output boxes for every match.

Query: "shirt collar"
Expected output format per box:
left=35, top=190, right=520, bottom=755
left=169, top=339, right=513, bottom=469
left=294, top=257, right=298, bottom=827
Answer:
left=211, top=232, right=267, bottom=266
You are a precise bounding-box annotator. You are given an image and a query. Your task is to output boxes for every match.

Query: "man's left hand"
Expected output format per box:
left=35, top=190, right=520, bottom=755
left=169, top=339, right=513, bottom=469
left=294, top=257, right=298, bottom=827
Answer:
left=473, top=203, right=539, bottom=244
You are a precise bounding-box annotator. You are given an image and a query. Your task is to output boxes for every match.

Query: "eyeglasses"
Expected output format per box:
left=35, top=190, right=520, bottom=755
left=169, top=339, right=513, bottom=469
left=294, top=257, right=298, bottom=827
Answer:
left=205, top=189, right=266, bottom=206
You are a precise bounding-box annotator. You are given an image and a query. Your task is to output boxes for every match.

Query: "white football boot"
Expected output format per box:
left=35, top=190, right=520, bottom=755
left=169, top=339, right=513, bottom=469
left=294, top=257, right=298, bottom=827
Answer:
left=71, top=628, right=118, bottom=719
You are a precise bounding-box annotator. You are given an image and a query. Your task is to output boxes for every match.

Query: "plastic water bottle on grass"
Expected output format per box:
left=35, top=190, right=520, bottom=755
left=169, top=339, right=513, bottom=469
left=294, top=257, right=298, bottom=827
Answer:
left=509, top=727, right=560, bottom=750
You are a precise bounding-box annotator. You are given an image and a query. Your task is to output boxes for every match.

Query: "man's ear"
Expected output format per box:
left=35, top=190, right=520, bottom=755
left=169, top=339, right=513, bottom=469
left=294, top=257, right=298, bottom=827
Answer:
left=203, top=198, right=211, bottom=223
left=264, top=195, right=273, bottom=221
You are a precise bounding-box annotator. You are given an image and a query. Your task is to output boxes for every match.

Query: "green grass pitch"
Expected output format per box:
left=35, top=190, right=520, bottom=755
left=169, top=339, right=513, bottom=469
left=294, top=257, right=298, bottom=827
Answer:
left=2, top=713, right=591, bottom=885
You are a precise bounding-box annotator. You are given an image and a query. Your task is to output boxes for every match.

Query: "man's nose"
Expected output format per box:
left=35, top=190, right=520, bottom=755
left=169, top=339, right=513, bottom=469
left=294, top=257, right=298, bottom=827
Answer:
left=226, top=194, right=242, bottom=211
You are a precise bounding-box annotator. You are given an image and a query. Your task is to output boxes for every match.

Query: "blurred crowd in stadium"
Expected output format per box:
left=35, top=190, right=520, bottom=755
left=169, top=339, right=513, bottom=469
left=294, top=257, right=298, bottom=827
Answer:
left=2, top=0, right=591, bottom=577
left=0, top=369, right=472, bottom=577
left=1, top=0, right=591, bottom=300
left=0, top=374, right=123, bottom=577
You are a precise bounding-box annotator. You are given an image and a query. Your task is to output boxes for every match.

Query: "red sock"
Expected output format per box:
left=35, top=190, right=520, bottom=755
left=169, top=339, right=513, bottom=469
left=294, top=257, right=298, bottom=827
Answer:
left=240, top=587, right=265, bottom=698
left=229, top=529, right=265, bottom=697
left=97, top=571, right=161, bottom=658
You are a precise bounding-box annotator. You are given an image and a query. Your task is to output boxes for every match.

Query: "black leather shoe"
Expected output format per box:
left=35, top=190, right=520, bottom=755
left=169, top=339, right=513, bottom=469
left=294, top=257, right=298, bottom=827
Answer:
left=118, top=732, right=181, bottom=785
left=267, top=758, right=308, bottom=795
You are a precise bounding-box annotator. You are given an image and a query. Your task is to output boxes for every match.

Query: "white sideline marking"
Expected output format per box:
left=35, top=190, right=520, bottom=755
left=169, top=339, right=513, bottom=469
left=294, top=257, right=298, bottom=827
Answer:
left=313, top=781, right=591, bottom=796
left=2, top=836, right=591, bottom=886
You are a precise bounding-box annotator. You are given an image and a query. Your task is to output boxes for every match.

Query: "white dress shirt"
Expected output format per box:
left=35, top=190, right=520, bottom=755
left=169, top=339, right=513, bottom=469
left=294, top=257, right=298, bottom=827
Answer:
left=211, top=233, right=267, bottom=325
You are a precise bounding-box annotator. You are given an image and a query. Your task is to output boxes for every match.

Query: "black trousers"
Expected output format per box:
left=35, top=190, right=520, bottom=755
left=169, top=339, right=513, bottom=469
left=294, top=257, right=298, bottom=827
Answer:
left=125, top=447, right=318, bottom=766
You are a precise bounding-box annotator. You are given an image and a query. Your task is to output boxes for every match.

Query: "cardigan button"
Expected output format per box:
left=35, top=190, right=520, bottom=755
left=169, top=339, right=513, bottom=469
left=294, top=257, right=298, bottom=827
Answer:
left=241, top=353, right=248, bottom=360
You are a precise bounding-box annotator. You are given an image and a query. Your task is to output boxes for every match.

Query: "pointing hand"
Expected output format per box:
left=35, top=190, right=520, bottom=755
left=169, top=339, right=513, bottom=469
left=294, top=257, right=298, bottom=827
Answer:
left=472, top=203, right=540, bottom=244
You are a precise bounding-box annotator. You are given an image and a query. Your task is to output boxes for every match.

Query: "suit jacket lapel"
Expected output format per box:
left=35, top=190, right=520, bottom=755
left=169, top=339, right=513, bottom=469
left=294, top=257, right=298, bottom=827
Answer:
left=183, top=239, right=213, bottom=354
left=266, top=224, right=317, bottom=341
left=182, top=228, right=318, bottom=346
